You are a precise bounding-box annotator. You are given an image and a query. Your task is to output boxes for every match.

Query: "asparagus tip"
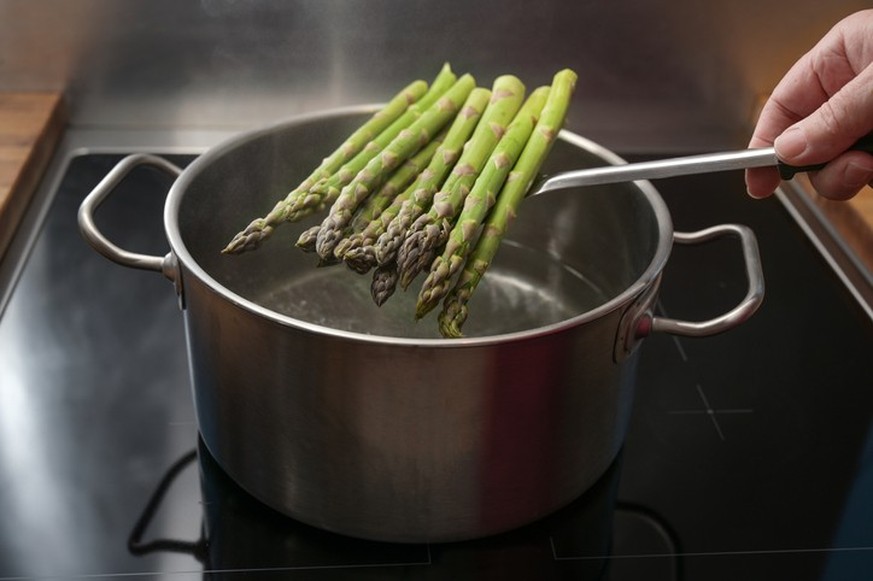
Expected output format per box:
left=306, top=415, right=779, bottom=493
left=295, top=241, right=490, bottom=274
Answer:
left=295, top=225, right=321, bottom=253
left=344, top=246, right=376, bottom=274
left=221, top=225, right=271, bottom=255
left=371, top=264, right=399, bottom=306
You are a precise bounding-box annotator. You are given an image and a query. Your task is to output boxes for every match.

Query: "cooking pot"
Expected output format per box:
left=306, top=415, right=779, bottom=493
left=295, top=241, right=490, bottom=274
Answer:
left=78, top=106, right=764, bottom=543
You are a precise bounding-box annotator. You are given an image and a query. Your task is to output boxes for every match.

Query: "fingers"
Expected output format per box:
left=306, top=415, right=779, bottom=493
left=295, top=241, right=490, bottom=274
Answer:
left=745, top=166, right=782, bottom=199
left=765, top=65, right=873, bottom=200
left=748, top=133, right=873, bottom=201
left=743, top=51, right=829, bottom=199
left=774, top=64, right=873, bottom=167
left=744, top=10, right=873, bottom=200
left=746, top=61, right=873, bottom=200
left=806, top=150, right=873, bottom=200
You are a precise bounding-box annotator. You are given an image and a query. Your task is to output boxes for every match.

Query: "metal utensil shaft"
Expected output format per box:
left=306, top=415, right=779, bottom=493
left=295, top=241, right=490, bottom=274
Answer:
left=531, top=148, right=780, bottom=195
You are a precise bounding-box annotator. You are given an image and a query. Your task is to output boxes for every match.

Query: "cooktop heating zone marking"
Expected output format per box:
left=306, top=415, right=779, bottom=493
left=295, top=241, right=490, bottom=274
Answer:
left=657, top=301, right=754, bottom=441
left=667, top=384, right=754, bottom=441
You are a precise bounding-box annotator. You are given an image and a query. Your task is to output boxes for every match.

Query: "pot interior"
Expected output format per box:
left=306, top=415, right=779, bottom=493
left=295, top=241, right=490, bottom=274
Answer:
left=172, top=110, right=669, bottom=339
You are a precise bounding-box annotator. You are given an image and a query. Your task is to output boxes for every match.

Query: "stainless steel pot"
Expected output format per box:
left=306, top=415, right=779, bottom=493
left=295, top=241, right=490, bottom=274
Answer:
left=78, top=106, right=764, bottom=543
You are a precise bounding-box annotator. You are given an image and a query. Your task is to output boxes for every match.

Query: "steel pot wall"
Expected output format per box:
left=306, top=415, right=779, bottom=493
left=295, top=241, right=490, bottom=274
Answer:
left=78, top=107, right=764, bottom=542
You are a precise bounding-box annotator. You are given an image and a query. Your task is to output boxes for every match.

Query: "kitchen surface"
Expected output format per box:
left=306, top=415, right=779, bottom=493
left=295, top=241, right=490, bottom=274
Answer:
left=0, top=92, right=65, bottom=262
left=1, top=1, right=873, bottom=579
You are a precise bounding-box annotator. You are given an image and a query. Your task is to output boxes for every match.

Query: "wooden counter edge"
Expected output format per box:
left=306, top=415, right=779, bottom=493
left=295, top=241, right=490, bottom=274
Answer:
left=0, top=92, right=68, bottom=263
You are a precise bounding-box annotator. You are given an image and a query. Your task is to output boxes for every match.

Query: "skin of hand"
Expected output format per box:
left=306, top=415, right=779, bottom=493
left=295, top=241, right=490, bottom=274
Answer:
left=746, top=9, right=873, bottom=200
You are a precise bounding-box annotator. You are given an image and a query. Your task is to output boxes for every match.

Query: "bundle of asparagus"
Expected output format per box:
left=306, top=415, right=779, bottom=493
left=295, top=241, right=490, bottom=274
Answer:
left=439, top=69, right=577, bottom=337
left=222, top=64, right=578, bottom=338
left=392, top=74, right=526, bottom=291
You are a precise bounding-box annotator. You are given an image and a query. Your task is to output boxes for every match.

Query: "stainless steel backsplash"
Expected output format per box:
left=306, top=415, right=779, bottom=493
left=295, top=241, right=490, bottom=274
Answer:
left=1, top=0, right=868, bottom=150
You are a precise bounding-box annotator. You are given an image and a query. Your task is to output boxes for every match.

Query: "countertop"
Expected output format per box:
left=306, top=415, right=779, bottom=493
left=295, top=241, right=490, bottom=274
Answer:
left=0, top=92, right=66, bottom=262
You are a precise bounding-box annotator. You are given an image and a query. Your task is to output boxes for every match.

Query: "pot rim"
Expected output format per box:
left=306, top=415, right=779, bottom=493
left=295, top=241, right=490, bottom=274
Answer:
left=164, top=105, right=674, bottom=347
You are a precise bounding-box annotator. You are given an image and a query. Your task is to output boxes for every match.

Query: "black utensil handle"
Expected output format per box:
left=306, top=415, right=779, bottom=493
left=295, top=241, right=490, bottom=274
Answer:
left=777, top=131, right=873, bottom=179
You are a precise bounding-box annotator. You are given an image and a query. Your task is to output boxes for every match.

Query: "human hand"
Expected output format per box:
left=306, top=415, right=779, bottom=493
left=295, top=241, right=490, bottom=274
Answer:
left=746, top=9, right=873, bottom=200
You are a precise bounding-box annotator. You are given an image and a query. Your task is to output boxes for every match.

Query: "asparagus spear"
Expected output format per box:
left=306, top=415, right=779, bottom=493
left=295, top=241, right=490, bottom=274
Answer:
left=415, top=85, right=551, bottom=319
left=342, top=86, right=491, bottom=280
left=394, top=75, right=526, bottom=289
left=330, top=131, right=446, bottom=266
left=350, top=132, right=443, bottom=232
left=439, top=70, right=577, bottom=337
left=221, top=78, right=429, bottom=254
left=314, top=74, right=476, bottom=260
left=343, top=87, right=490, bottom=276
left=296, top=132, right=440, bottom=260
left=296, top=225, right=321, bottom=253
left=280, top=64, right=458, bottom=225
left=371, top=262, right=401, bottom=306
left=370, top=86, right=492, bottom=267
left=337, top=87, right=492, bottom=278
left=341, top=184, right=416, bottom=274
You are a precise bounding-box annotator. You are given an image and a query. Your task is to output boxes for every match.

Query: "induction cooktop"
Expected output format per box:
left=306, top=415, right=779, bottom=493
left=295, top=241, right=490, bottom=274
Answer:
left=0, top=135, right=871, bottom=580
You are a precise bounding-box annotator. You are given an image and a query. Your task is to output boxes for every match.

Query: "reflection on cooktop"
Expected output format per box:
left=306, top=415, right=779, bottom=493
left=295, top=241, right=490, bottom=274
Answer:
left=127, top=439, right=680, bottom=580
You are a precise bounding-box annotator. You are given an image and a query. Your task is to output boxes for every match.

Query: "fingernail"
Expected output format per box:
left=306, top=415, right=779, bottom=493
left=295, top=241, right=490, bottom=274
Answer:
left=774, top=126, right=808, bottom=161
left=746, top=187, right=766, bottom=199
left=844, top=160, right=873, bottom=189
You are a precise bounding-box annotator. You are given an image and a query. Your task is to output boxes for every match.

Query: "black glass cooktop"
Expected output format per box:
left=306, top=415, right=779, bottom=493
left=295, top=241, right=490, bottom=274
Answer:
left=0, top=153, right=871, bottom=580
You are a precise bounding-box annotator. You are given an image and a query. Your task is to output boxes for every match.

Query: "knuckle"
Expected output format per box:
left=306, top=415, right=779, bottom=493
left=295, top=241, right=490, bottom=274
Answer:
left=814, top=100, right=851, bottom=140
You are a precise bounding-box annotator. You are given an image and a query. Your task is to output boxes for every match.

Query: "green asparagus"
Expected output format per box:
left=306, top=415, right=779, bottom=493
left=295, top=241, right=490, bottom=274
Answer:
left=340, top=185, right=415, bottom=274
left=372, top=85, right=494, bottom=268
left=331, top=132, right=445, bottom=268
left=281, top=64, right=458, bottom=225
left=314, top=74, right=476, bottom=260
left=370, top=262, right=400, bottom=306
left=394, top=75, right=526, bottom=290
left=221, top=78, right=429, bottom=254
left=439, top=70, right=577, bottom=337
left=415, top=85, right=551, bottom=319
left=349, top=131, right=444, bottom=232
left=295, top=225, right=321, bottom=253
left=225, top=65, right=579, bottom=338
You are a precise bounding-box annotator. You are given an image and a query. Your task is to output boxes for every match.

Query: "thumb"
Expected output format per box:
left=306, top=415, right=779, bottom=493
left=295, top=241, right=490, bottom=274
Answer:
left=775, top=64, right=873, bottom=165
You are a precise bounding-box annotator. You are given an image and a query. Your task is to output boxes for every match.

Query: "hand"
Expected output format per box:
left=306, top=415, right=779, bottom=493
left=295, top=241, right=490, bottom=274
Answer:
left=746, top=9, right=873, bottom=200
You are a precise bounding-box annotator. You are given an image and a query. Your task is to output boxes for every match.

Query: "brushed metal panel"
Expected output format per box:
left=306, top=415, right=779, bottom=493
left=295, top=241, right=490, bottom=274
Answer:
left=1, top=0, right=870, bottom=147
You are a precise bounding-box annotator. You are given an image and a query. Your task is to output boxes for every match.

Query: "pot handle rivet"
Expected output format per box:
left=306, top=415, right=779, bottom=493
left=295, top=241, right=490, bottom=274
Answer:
left=635, top=314, right=653, bottom=339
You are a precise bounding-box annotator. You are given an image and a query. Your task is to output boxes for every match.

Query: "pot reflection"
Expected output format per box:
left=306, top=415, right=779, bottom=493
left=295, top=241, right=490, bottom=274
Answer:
left=127, top=438, right=650, bottom=579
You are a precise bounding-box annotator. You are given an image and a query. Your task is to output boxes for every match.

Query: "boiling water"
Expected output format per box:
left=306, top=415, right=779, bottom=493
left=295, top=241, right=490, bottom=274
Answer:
left=254, top=241, right=611, bottom=339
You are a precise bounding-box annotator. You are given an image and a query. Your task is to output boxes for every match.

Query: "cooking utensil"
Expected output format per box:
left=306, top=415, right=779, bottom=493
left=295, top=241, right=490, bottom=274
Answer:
left=530, top=133, right=873, bottom=195
left=77, top=106, right=764, bottom=543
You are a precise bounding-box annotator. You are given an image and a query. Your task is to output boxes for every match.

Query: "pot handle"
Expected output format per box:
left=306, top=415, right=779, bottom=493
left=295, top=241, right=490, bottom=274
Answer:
left=652, top=223, right=764, bottom=336
left=77, top=154, right=183, bottom=284
left=615, top=223, right=763, bottom=361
